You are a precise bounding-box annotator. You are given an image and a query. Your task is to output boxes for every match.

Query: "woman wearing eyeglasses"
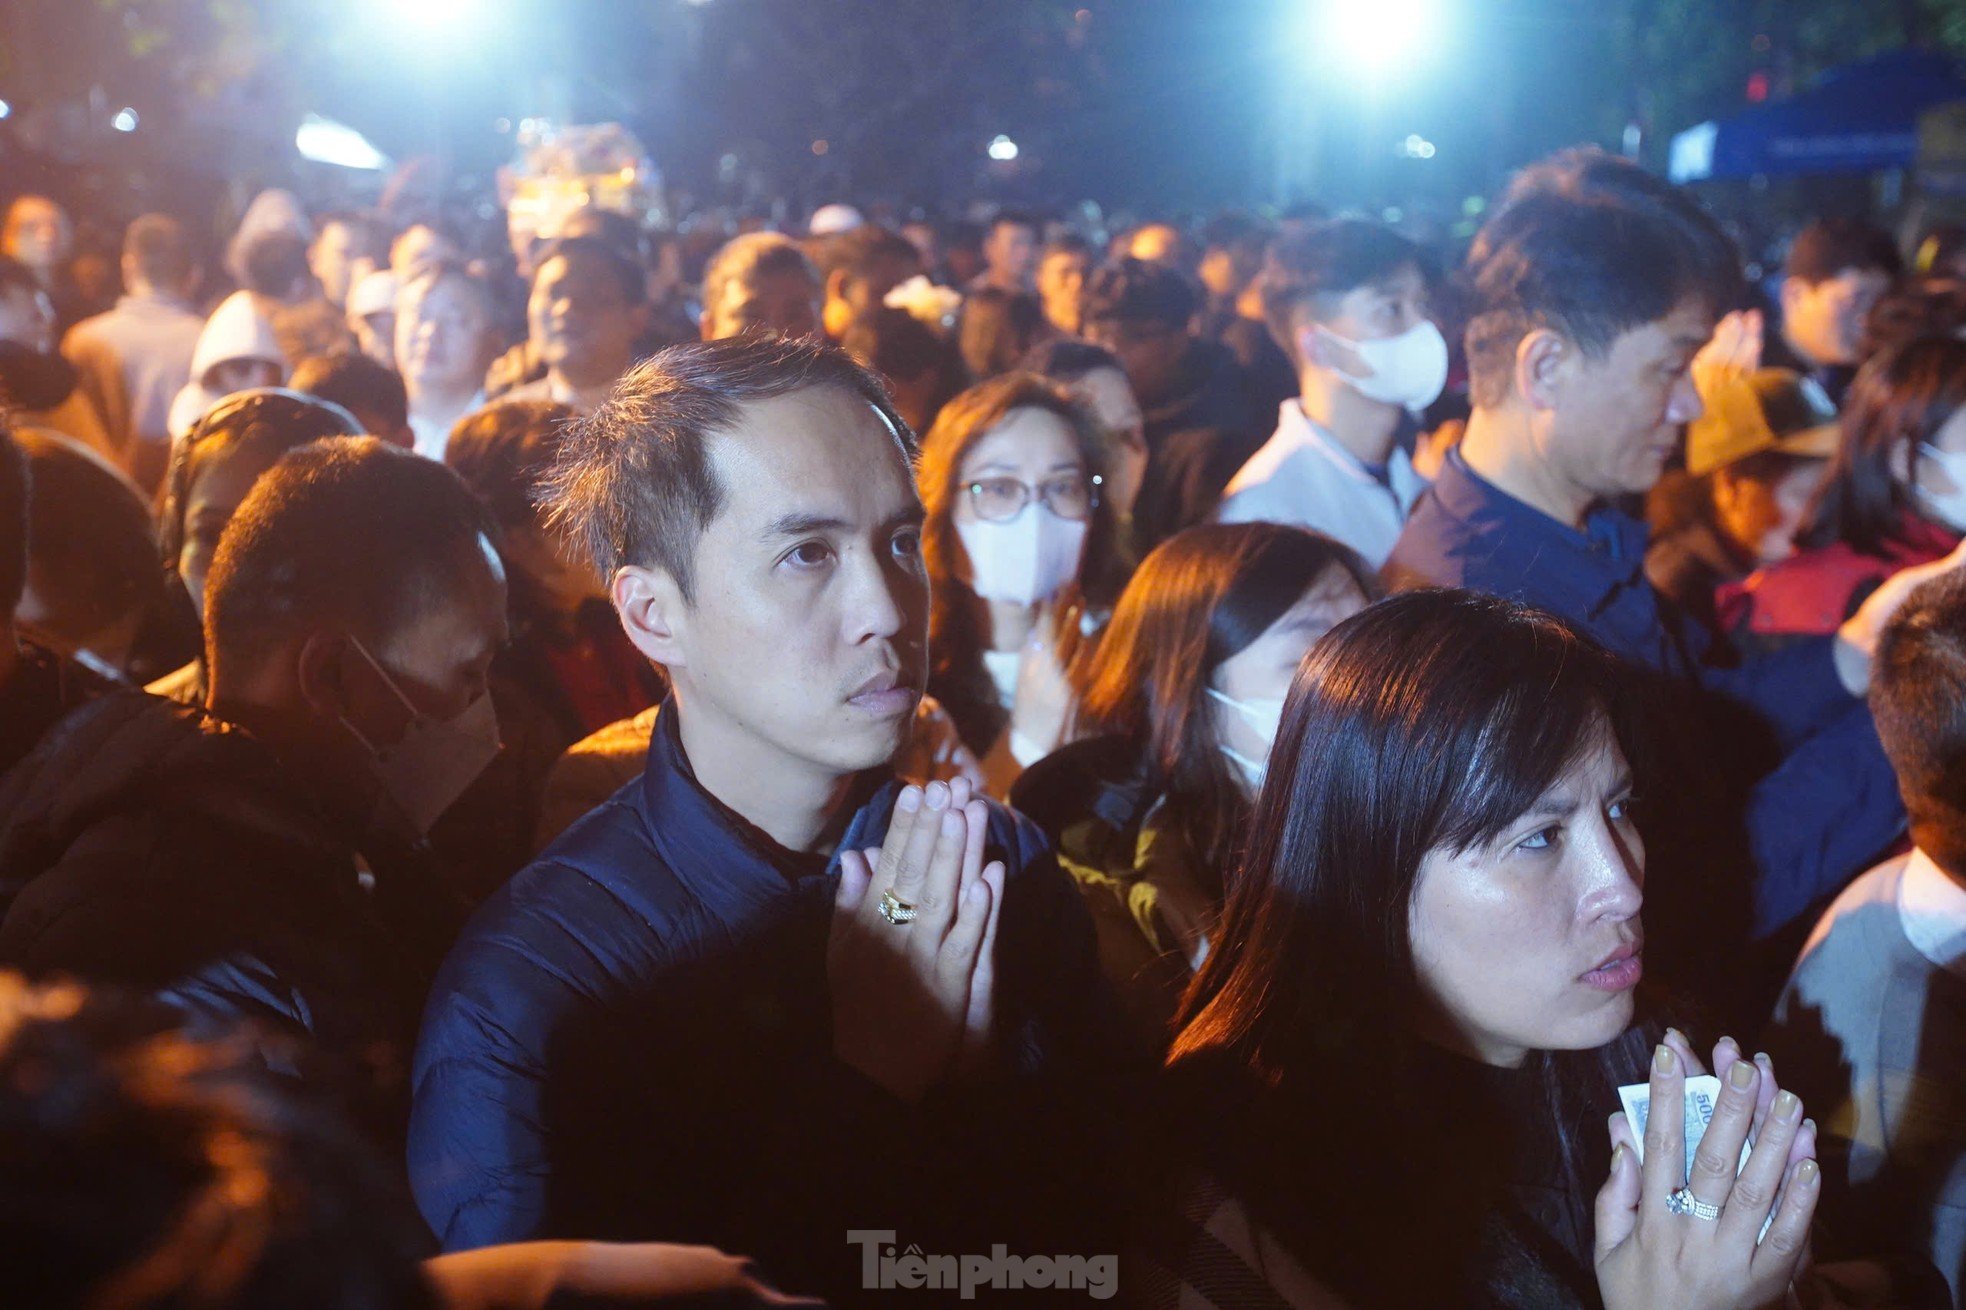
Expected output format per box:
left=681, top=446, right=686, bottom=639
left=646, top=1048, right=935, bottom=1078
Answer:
left=919, top=372, right=1123, bottom=795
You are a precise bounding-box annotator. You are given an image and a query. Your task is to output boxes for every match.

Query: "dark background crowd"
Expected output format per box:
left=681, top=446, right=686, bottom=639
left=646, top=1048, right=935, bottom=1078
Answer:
left=13, top=6, right=1966, bottom=1310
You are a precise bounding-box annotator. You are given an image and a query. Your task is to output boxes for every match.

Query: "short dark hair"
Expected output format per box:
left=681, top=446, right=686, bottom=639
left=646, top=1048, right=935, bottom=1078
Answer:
left=288, top=353, right=409, bottom=434
left=699, top=232, right=817, bottom=318
left=841, top=305, right=958, bottom=384
left=237, top=230, right=311, bottom=298
left=542, top=334, right=910, bottom=601
left=0, top=425, right=25, bottom=611
left=122, top=213, right=192, bottom=288
left=1787, top=217, right=1901, bottom=285
left=1479, top=147, right=1740, bottom=298
left=532, top=234, right=645, bottom=306
left=1079, top=257, right=1200, bottom=333
left=0, top=976, right=440, bottom=1310
left=957, top=288, right=1049, bottom=381
left=205, top=437, right=497, bottom=679
left=1042, top=232, right=1093, bottom=263
left=1463, top=193, right=1725, bottom=408
left=1261, top=219, right=1426, bottom=362
left=988, top=209, right=1040, bottom=240
left=444, top=398, right=579, bottom=530
left=1871, top=568, right=1966, bottom=875
left=1020, top=336, right=1124, bottom=384
left=810, top=224, right=919, bottom=285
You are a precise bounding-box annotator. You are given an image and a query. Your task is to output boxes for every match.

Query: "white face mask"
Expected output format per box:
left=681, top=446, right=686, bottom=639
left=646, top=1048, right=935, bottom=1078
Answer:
left=1313, top=319, right=1450, bottom=411
left=339, top=637, right=502, bottom=837
left=956, top=504, right=1088, bottom=606
left=1207, top=687, right=1285, bottom=793
left=1919, top=442, right=1966, bottom=533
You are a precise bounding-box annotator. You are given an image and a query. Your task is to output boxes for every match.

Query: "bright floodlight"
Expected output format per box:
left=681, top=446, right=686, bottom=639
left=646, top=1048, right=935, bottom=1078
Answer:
left=111, top=108, right=139, bottom=133
left=1319, top=0, right=1438, bottom=74
left=987, top=134, right=1019, bottom=162
left=296, top=114, right=390, bottom=171
left=0, top=101, right=11, bottom=120
left=392, top=0, right=476, bottom=30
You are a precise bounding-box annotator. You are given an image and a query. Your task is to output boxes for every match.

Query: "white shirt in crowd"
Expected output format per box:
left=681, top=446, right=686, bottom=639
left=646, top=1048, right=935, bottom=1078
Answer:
left=1217, top=399, right=1428, bottom=568
left=408, top=391, right=485, bottom=462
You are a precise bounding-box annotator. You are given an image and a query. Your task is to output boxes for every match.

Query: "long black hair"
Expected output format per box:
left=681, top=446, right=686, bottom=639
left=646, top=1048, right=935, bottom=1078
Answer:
left=1166, top=590, right=1658, bottom=1306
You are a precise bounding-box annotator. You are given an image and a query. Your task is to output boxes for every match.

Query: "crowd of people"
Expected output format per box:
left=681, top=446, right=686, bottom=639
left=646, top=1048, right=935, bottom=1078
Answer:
left=5, top=136, right=1966, bottom=1308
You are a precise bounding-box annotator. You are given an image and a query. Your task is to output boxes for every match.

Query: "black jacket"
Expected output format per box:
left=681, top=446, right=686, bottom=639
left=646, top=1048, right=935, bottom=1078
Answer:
left=410, top=699, right=1138, bottom=1303
left=0, top=693, right=463, bottom=1123
left=1132, top=340, right=1267, bottom=554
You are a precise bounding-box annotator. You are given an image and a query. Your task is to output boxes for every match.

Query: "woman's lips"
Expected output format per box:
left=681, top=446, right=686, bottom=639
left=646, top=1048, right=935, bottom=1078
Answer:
left=1580, top=945, right=1643, bottom=992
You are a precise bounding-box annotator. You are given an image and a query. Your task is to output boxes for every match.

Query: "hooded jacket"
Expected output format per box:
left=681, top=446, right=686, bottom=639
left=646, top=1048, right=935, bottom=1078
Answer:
left=0, top=693, right=461, bottom=1114
left=166, top=292, right=286, bottom=439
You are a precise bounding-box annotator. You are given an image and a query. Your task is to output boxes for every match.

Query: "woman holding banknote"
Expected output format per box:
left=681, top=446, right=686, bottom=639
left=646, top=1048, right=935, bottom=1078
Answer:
left=1134, top=590, right=1829, bottom=1310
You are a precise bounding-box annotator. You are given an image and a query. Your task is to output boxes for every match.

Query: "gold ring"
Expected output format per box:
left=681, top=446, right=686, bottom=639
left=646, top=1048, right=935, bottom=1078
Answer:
left=878, top=888, right=917, bottom=925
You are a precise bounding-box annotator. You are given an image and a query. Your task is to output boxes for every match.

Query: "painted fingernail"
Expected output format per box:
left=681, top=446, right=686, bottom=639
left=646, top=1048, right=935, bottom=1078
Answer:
left=898, top=786, right=921, bottom=812
left=1773, top=1090, right=1799, bottom=1121
left=1654, top=1044, right=1675, bottom=1074
left=1797, top=1159, right=1820, bottom=1187
left=925, top=781, right=948, bottom=810
left=1717, top=1034, right=1740, bottom=1055
left=1802, top=1117, right=1816, bottom=1137
left=1610, top=1143, right=1626, bottom=1172
left=1729, top=1060, right=1756, bottom=1090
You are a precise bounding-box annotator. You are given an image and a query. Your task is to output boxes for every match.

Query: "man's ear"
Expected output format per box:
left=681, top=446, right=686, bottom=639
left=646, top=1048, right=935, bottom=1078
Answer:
left=1515, top=328, right=1570, bottom=412
left=826, top=267, right=852, bottom=306
left=612, top=564, right=689, bottom=669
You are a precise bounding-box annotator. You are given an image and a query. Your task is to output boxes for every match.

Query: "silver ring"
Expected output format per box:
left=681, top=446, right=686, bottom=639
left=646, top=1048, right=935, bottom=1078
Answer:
left=1666, top=1187, right=1722, bottom=1221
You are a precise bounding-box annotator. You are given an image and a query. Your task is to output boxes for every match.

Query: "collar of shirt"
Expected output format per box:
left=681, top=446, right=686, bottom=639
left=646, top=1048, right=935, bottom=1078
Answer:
left=1428, top=448, right=1659, bottom=640
left=1274, top=400, right=1423, bottom=500
left=1898, top=847, right=1966, bottom=980
left=639, top=693, right=897, bottom=908
left=115, top=290, right=196, bottom=316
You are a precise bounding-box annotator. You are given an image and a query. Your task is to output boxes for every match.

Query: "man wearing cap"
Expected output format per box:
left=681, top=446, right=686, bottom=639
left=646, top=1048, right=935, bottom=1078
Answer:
left=1647, top=368, right=1839, bottom=629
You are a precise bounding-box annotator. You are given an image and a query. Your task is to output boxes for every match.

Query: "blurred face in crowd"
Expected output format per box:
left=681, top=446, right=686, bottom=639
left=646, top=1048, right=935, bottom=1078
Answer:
left=983, top=221, right=1039, bottom=290
left=391, top=224, right=455, bottom=280
left=4, top=197, right=72, bottom=279
left=1712, top=455, right=1828, bottom=566
left=396, top=273, right=490, bottom=397
left=825, top=250, right=919, bottom=342
left=0, top=282, right=56, bottom=353
left=1531, top=297, right=1711, bottom=504
left=703, top=264, right=821, bottom=343
left=1071, top=365, right=1147, bottom=520
left=1781, top=265, right=1891, bottom=368
left=619, top=386, right=928, bottom=782
left=901, top=222, right=939, bottom=272
left=204, top=357, right=284, bottom=396
left=529, top=249, right=643, bottom=388
left=351, top=311, right=396, bottom=368
left=1036, top=247, right=1089, bottom=335
left=1208, top=564, right=1367, bottom=795
left=1409, top=717, right=1644, bottom=1068
left=1083, top=314, right=1189, bottom=406
left=1125, top=223, right=1188, bottom=271
left=310, top=221, right=363, bottom=308
left=178, top=444, right=287, bottom=616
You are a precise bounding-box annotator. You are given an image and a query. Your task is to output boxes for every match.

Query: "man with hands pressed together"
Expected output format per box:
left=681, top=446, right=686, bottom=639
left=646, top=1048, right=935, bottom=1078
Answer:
left=408, top=335, right=1123, bottom=1306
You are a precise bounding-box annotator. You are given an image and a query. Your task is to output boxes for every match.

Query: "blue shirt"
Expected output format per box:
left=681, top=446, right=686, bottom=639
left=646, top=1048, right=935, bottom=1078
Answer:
left=1386, top=450, right=1904, bottom=942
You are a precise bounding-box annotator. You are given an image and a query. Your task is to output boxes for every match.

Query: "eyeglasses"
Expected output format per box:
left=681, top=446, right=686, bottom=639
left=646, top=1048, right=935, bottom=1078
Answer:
left=962, top=473, right=1101, bottom=523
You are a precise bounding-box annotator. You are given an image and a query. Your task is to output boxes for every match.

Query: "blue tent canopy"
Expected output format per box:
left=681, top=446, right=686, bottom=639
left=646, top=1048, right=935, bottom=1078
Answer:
left=1670, top=48, right=1966, bottom=183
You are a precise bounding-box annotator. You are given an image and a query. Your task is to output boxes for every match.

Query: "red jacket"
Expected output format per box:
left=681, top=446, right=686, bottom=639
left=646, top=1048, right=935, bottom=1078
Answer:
left=1717, top=513, right=1960, bottom=641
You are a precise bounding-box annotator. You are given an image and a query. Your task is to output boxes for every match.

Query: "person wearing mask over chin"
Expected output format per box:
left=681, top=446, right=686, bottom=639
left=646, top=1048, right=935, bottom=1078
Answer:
left=1011, top=522, right=1374, bottom=1047
left=920, top=373, right=1123, bottom=796
left=1217, top=219, right=1446, bottom=569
